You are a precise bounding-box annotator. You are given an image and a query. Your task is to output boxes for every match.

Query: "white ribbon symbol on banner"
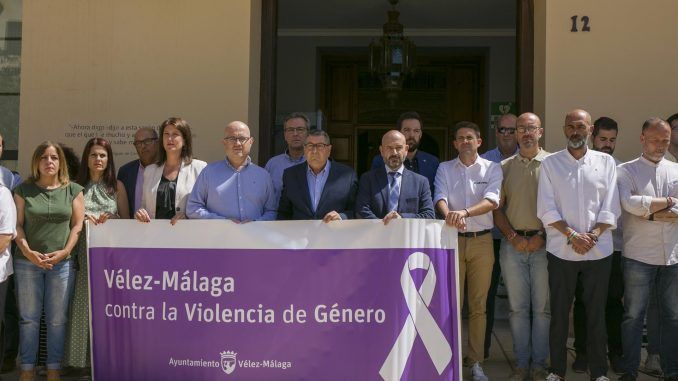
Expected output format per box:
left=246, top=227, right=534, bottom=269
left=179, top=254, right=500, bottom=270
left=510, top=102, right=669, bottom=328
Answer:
left=379, top=252, right=452, bottom=381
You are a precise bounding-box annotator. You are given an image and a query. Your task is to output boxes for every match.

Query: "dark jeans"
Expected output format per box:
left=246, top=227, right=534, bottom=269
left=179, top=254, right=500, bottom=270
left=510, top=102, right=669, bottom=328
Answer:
left=548, top=253, right=612, bottom=378
left=484, top=239, right=501, bottom=357
left=621, top=258, right=678, bottom=378
left=573, top=251, right=624, bottom=358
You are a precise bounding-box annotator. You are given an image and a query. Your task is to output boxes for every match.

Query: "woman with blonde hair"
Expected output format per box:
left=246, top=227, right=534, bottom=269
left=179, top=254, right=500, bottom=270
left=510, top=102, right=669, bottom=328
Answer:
left=13, top=141, right=85, bottom=381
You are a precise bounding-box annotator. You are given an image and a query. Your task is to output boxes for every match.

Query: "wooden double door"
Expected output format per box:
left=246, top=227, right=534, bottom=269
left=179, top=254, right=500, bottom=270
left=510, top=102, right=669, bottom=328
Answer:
left=320, top=54, right=486, bottom=175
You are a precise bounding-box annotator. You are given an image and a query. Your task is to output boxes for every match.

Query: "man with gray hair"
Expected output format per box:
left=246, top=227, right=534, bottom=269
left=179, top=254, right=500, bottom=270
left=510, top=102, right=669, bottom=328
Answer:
left=537, top=109, right=620, bottom=381
left=617, top=118, right=677, bottom=381
left=265, top=112, right=309, bottom=197
left=278, top=130, right=358, bottom=221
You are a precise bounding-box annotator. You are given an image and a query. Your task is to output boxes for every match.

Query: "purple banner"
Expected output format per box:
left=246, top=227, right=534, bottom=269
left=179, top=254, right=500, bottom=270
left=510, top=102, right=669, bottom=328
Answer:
left=89, top=247, right=460, bottom=380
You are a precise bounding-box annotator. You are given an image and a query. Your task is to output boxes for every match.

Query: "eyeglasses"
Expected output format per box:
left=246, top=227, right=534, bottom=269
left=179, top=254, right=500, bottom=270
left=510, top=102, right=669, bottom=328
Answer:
left=565, top=124, right=589, bottom=132
left=498, top=127, right=516, bottom=135
left=516, top=126, right=540, bottom=133
left=304, top=143, right=330, bottom=151
left=223, top=136, right=251, bottom=145
left=455, top=136, right=477, bottom=142
left=133, top=138, right=158, bottom=148
left=284, top=127, right=308, bottom=134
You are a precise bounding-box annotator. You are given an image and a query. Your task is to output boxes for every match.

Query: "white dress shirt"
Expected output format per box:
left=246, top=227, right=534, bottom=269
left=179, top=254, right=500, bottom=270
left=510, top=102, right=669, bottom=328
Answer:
left=434, top=155, right=502, bottom=232
left=618, top=156, right=677, bottom=266
left=0, top=186, right=16, bottom=282
left=537, top=148, right=620, bottom=261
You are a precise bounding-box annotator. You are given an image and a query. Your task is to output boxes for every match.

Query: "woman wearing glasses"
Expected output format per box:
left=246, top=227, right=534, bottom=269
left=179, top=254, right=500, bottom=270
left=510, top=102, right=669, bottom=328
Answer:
left=135, top=117, right=206, bottom=225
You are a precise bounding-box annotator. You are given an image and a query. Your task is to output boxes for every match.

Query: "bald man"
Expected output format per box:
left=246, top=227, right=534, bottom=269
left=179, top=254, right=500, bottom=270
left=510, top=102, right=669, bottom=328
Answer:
left=492, top=113, right=550, bottom=380
left=537, top=109, right=620, bottom=381
left=187, top=121, right=277, bottom=221
left=355, top=130, right=434, bottom=223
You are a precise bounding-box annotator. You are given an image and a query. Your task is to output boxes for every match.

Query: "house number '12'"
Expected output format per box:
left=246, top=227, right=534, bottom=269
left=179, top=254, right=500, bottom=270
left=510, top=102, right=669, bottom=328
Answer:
left=571, top=15, right=591, bottom=32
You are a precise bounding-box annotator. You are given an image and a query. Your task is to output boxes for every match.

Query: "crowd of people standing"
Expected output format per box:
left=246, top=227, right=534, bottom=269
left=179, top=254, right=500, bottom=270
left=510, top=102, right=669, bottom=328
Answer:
left=0, top=109, right=675, bottom=381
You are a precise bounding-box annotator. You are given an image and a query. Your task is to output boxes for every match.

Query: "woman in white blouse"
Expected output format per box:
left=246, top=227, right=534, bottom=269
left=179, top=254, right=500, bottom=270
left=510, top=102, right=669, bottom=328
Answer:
left=135, top=117, right=207, bottom=225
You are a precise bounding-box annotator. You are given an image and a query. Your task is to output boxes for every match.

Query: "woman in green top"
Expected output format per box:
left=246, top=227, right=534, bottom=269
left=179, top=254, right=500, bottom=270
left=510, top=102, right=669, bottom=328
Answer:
left=13, top=141, right=85, bottom=381
left=64, top=138, right=129, bottom=376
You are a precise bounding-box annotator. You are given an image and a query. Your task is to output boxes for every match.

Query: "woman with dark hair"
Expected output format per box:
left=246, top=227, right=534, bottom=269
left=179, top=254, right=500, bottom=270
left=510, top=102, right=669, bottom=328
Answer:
left=63, top=138, right=129, bottom=375
left=13, top=141, right=84, bottom=381
left=135, top=117, right=206, bottom=225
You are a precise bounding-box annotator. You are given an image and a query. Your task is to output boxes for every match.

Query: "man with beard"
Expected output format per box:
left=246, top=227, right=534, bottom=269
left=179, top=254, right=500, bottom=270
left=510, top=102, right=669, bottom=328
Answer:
left=277, top=130, right=358, bottom=221
left=571, top=116, right=625, bottom=374
left=480, top=113, right=518, bottom=360
left=265, top=112, right=309, bottom=198
left=117, top=127, right=159, bottom=217
left=434, top=121, right=502, bottom=381
left=356, top=130, right=434, bottom=223
left=617, top=118, right=677, bottom=381
left=492, top=113, right=550, bottom=381
left=537, top=109, right=620, bottom=381
left=371, top=112, right=439, bottom=196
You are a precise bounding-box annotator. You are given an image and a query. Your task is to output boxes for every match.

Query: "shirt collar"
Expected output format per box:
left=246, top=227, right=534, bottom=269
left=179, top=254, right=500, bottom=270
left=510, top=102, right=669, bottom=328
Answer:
left=639, top=154, right=664, bottom=167
left=285, top=149, right=304, bottom=162
left=308, top=160, right=331, bottom=177
left=454, top=154, right=480, bottom=168
left=385, top=164, right=404, bottom=175
left=564, top=147, right=592, bottom=164
left=517, top=148, right=548, bottom=163
left=225, top=156, right=252, bottom=172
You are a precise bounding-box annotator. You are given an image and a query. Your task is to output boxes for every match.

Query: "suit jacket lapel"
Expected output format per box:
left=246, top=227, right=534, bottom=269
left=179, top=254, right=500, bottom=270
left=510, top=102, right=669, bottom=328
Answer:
left=316, top=163, right=337, bottom=214
left=398, top=169, right=411, bottom=208
left=297, top=165, right=313, bottom=216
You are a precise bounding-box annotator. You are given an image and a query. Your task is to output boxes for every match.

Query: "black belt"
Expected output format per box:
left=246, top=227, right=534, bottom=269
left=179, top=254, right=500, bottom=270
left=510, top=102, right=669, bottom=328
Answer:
left=514, top=230, right=542, bottom=237
left=458, top=229, right=491, bottom=238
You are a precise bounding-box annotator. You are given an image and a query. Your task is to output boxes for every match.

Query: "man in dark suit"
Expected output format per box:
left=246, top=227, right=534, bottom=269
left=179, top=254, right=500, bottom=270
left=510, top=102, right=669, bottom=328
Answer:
left=356, top=130, right=435, bottom=223
left=278, top=130, right=358, bottom=221
left=117, top=127, right=159, bottom=217
left=371, top=111, right=439, bottom=195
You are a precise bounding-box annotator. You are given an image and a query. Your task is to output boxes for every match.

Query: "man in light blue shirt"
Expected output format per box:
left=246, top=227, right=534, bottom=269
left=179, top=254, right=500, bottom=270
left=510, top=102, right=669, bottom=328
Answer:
left=264, top=112, right=309, bottom=197
left=187, top=121, right=277, bottom=222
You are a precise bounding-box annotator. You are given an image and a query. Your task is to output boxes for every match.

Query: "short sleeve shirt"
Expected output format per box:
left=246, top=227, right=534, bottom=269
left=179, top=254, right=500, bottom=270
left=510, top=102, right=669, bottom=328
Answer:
left=15, top=182, right=83, bottom=257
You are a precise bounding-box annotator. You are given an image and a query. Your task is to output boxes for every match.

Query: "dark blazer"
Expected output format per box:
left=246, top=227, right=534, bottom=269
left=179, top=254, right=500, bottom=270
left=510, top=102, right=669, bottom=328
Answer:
left=277, top=161, right=358, bottom=220
left=355, top=167, right=435, bottom=219
left=371, top=150, right=439, bottom=195
left=117, top=159, right=140, bottom=217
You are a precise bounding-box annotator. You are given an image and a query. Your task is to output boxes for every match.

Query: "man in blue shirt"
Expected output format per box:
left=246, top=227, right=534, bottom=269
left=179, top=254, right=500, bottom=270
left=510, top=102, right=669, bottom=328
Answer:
left=187, top=121, right=277, bottom=222
left=371, top=112, right=439, bottom=196
left=264, top=112, right=309, bottom=197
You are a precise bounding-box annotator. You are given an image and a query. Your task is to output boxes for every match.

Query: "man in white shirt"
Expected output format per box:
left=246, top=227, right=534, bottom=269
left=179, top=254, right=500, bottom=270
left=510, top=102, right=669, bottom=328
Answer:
left=434, top=121, right=502, bottom=381
left=572, top=116, right=625, bottom=374
left=617, top=118, right=678, bottom=381
left=537, top=109, right=620, bottom=381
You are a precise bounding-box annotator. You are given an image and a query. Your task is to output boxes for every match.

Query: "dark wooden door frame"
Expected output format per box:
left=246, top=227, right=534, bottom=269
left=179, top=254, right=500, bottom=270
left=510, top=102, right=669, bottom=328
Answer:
left=258, top=0, right=535, bottom=162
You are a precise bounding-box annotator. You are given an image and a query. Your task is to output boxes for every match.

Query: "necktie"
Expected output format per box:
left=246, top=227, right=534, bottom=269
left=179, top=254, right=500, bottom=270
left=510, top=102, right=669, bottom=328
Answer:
left=388, top=171, right=401, bottom=212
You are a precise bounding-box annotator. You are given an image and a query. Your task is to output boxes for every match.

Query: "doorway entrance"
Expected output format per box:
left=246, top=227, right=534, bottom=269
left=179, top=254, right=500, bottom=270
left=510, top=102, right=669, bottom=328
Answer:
left=321, top=52, right=485, bottom=174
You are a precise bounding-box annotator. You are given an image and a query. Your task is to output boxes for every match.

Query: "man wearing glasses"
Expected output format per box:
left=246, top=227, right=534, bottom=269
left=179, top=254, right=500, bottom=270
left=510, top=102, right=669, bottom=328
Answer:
left=537, top=109, right=620, bottom=381
left=277, top=130, right=358, bottom=221
left=492, top=113, right=550, bottom=381
left=265, top=112, right=309, bottom=197
left=117, top=127, right=159, bottom=217
left=356, top=130, right=434, bottom=223
left=480, top=113, right=518, bottom=361
left=434, top=121, right=502, bottom=381
left=187, top=121, right=277, bottom=222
